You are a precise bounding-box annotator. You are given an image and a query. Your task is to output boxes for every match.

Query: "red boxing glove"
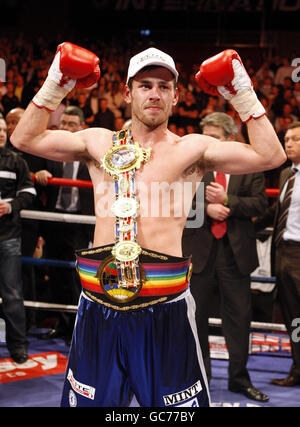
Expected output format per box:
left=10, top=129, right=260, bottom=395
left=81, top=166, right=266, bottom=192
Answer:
left=196, top=50, right=246, bottom=96
left=57, top=42, right=100, bottom=88
left=195, top=50, right=265, bottom=122
left=33, top=42, right=100, bottom=111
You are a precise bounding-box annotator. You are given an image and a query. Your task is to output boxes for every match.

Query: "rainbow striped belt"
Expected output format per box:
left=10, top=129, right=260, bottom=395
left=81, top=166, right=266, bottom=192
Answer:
left=75, top=245, right=192, bottom=311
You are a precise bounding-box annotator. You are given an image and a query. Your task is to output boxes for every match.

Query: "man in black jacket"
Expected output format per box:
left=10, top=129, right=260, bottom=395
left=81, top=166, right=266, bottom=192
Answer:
left=0, top=115, right=36, bottom=363
left=34, top=106, right=94, bottom=343
left=92, top=97, right=115, bottom=130
left=182, top=112, right=269, bottom=402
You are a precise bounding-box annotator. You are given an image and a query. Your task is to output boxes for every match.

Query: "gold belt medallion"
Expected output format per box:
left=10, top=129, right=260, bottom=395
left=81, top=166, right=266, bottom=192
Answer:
left=96, top=255, right=145, bottom=303
left=97, top=128, right=151, bottom=303
left=112, top=241, right=142, bottom=262
left=102, top=142, right=151, bottom=180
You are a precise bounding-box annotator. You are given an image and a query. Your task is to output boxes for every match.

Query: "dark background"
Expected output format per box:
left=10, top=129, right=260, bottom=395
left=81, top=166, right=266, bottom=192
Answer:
left=1, top=0, right=299, bottom=70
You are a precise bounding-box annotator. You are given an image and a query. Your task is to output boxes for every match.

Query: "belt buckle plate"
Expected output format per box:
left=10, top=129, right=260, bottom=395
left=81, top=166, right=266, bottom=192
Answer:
left=96, top=255, right=145, bottom=303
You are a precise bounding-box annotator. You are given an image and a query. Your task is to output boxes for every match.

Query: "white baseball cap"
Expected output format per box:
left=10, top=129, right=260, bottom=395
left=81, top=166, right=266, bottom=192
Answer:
left=126, top=47, right=179, bottom=84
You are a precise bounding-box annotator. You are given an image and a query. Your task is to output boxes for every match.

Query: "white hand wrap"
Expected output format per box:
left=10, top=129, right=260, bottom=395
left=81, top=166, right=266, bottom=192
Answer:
left=230, top=88, right=266, bottom=123
left=217, top=59, right=266, bottom=122
left=32, top=51, right=76, bottom=111
left=32, top=77, right=69, bottom=111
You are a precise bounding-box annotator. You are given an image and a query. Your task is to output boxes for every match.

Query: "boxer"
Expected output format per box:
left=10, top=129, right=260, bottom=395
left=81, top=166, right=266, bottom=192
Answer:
left=11, top=43, right=286, bottom=407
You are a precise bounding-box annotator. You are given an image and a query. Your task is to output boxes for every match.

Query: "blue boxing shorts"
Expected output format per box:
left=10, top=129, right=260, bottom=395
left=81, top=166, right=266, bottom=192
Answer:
left=60, top=289, right=210, bottom=407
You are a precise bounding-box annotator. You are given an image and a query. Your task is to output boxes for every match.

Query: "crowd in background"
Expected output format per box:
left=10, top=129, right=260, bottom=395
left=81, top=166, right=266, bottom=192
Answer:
left=0, top=33, right=299, bottom=328
left=0, top=34, right=299, bottom=163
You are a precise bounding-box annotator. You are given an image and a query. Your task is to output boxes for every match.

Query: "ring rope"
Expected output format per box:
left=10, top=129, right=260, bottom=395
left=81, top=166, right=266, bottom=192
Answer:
left=32, top=177, right=92, bottom=188
left=22, top=256, right=75, bottom=269
left=32, top=176, right=279, bottom=196
left=21, top=209, right=96, bottom=224
left=0, top=295, right=286, bottom=331
left=209, top=317, right=286, bottom=332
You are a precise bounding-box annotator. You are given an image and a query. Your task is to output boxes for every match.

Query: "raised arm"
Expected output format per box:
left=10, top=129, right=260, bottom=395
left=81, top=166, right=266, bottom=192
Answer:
left=192, top=50, right=286, bottom=174
left=11, top=42, right=101, bottom=162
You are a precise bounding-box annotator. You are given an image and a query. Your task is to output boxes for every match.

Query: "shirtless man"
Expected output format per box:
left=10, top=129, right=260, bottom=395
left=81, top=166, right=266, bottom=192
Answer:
left=11, top=43, right=286, bottom=407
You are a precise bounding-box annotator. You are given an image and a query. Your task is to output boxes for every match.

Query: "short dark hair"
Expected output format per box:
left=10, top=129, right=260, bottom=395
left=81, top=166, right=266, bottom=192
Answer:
left=63, top=106, right=85, bottom=124
left=287, top=121, right=300, bottom=130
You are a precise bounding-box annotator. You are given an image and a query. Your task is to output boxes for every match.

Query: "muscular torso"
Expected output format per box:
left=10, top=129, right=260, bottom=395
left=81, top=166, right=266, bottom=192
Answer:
left=85, top=128, right=203, bottom=257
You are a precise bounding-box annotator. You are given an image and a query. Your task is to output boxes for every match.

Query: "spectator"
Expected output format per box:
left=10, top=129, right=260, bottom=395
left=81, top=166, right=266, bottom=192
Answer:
left=293, top=82, right=300, bottom=103
left=35, top=106, right=94, bottom=344
left=251, top=76, right=264, bottom=100
left=282, top=77, right=294, bottom=91
left=64, top=90, right=77, bottom=107
left=282, top=88, right=294, bottom=105
left=182, top=112, right=269, bottom=402
left=114, top=116, right=125, bottom=131
left=199, top=96, right=220, bottom=119
left=225, top=104, right=246, bottom=142
left=269, top=55, right=282, bottom=75
left=14, top=74, right=25, bottom=105
left=0, top=93, right=5, bottom=116
left=6, top=108, right=46, bottom=173
left=192, top=79, right=210, bottom=110
left=19, top=60, right=31, bottom=84
left=168, top=122, right=177, bottom=134
left=274, top=57, right=295, bottom=86
left=104, top=81, right=126, bottom=118
left=255, top=60, right=274, bottom=85
left=103, top=63, right=118, bottom=83
left=5, top=69, right=14, bottom=84
left=47, top=102, right=66, bottom=129
left=98, top=76, right=108, bottom=98
left=88, top=88, right=100, bottom=115
left=289, top=96, right=300, bottom=118
left=259, top=76, right=274, bottom=99
left=93, top=97, right=115, bottom=130
left=74, top=91, right=94, bottom=125
left=5, top=108, right=25, bottom=151
left=268, top=84, right=284, bottom=118
left=20, top=77, right=38, bottom=108
left=275, top=103, right=298, bottom=132
left=0, top=81, right=7, bottom=97
left=5, top=107, right=47, bottom=330
left=186, top=124, right=196, bottom=134
left=260, top=96, right=275, bottom=124
left=176, top=80, right=188, bottom=103
left=2, top=83, right=20, bottom=116
left=176, top=126, right=186, bottom=137
left=0, top=115, right=36, bottom=363
left=254, top=121, right=300, bottom=387
left=177, top=90, right=199, bottom=128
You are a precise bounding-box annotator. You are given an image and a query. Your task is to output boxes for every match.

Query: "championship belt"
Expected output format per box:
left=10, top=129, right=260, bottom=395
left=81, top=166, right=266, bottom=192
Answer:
left=99, top=128, right=151, bottom=303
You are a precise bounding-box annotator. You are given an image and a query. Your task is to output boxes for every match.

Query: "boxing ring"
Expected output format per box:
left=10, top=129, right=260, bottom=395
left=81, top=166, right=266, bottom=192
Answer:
left=16, top=177, right=283, bottom=330
left=1, top=177, right=298, bottom=407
